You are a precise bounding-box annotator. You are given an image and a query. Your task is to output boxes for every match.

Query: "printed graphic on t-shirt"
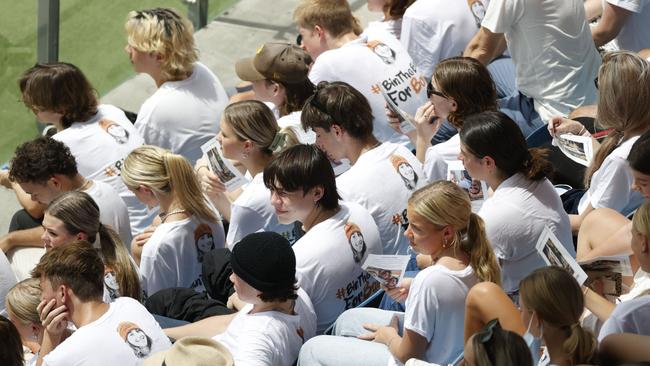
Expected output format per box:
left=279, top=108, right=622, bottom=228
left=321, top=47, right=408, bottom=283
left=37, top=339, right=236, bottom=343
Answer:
left=117, top=321, right=153, bottom=358
left=345, top=222, right=367, bottom=263
left=104, top=267, right=120, bottom=301
left=390, top=155, right=419, bottom=190
left=334, top=271, right=380, bottom=309
left=99, top=119, right=130, bottom=144
left=194, top=224, right=215, bottom=263
left=467, top=0, right=489, bottom=28
left=367, top=40, right=397, bottom=65
left=391, top=208, right=410, bottom=232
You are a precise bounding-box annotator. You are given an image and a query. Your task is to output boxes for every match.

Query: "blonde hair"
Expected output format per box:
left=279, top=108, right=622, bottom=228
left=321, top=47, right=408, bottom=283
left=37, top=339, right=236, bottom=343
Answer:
left=520, top=267, right=597, bottom=365
left=5, top=279, right=41, bottom=325
left=293, top=0, right=362, bottom=37
left=122, top=145, right=219, bottom=224
left=585, top=51, right=650, bottom=187
left=125, top=8, right=198, bottom=82
left=223, top=100, right=297, bottom=155
left=45, top=191, right=142, bottom=300
left=408, top=181, right=501, bottom=285
left=633, top=201, right=650, bottom=238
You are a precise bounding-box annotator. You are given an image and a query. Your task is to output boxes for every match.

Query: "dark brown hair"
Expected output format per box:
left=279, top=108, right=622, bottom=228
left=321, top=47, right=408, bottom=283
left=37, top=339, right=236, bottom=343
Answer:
left=628, top=129, right=650, bottom=175
left=0, top=316, right=23, bottom=366
left=19, top=63, right=98, bottom=128
left=383, top=0, right=416, bottom=19
left=9, top=137, right=78, bottom=184
left=293, top=0, right=362, bottom=37
left=301, top=81, right=374, bottom=140
left=32, top=240, right=105, bottom=302
left=460, top=111, right=552, bottom=181
left=434, top=57, right=497, bottom=129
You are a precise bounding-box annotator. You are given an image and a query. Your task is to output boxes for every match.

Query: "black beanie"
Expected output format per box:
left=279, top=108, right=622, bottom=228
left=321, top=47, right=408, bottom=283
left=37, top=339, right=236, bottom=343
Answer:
left=230, top=232, right=296, bottom=292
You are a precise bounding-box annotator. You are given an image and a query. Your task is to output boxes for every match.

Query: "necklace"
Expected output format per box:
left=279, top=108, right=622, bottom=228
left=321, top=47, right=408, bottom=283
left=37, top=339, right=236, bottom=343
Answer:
left=159, top=209, right=187, bottom=223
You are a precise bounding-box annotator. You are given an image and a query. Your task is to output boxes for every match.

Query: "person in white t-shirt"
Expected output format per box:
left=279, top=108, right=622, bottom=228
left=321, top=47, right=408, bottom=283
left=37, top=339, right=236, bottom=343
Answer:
left=519, top=267, right=598, bottom=366
left=124, top=8, right=228, bottom=165
left=17, top=62, right=149, bottom=237
left=301, top=81, right=426, bottom=255
left=2, top=137, right=132, bottom=254
left=297, top=181, right=501, bottom=365
left=459, top=111, right=574, bottom=295
left=464, top=0, right=601, bottom=123
left=591, top=0, right=650, bottom=53
left=548, top=52, right=649, bottom=234
left=262, top=145, right=383, bottom=333
left=0, top=251, right=17, bottom=316
left=122, top=146, right=225, bottom=297
left=155, top=232, right=317, bottom=366
left=42, top=191, right=142, bottom=302
left=32, top=241, right=171, bottom=366
left=365, top=0, right=414, bottom=40
left=235, top=42, right=316, bottom=144
left=294, top=0, right=428, bottom=146
left=197, top=101, right=300, bottom=248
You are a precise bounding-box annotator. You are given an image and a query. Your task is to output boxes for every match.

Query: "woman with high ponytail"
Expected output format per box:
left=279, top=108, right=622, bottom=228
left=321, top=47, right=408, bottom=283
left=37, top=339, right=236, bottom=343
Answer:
left=459, top=110, right=574, bottom=298
left=42, top=191, right=141, bottom=301
left=519, top=267, right=597, bottom=366
left=196, top=100, right=298, bottom=248
left=121, top=145, right=225, bottom=297
left=548, top=51, right=650, bottom=233
left=298, top=181, right=500, bottom=366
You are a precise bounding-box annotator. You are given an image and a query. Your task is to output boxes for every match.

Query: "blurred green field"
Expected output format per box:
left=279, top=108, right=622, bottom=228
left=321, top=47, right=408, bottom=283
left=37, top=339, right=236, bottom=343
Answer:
left=0, top=0, right=234, bottom=164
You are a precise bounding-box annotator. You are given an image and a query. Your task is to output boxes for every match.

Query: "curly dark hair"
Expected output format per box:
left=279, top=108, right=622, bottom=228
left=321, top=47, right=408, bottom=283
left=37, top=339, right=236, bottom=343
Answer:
left=258, top=282, right=299, bottom=303
left=9, top=137, right=78, bottom=184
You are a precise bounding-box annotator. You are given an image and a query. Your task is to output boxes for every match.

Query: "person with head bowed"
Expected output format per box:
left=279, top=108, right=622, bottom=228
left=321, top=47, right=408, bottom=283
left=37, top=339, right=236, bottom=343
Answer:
left=459, top=110, right=574, bottom=297
left=121, top=145, right=225, bottom=296
left=298, top=180, right=500, bottom=366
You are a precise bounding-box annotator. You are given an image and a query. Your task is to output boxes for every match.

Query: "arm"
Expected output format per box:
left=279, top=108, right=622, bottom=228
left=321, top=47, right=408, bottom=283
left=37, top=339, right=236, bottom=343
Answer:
left=591, top=2, right=632, bottom=47
left=570, top=203, right=595, bottom=234
left=583, top=286, right=616, bottom=322
left=361, top=315, right=428, bottom=364
left=164, top=312, right=236, bottom=340
left=463, top=27, right=507, bottom=66
left=0, top=227, right=46, bottom=253
left=0, top=171, right=45, bottom=219
left=600, top=333, right=650, bottom=364
left=464, top=282, right=525, bottom=343
left=35, top=299, right=69, bottom=366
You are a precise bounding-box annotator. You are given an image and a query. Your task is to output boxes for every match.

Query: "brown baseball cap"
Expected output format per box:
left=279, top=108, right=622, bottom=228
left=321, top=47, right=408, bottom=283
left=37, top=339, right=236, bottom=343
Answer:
left=235, top=42, right=312, bottom=84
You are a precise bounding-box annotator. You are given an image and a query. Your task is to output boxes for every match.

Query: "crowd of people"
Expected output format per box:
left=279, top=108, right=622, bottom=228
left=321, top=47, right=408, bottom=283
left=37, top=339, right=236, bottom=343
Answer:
left=1, top=0, right=650, bottom=365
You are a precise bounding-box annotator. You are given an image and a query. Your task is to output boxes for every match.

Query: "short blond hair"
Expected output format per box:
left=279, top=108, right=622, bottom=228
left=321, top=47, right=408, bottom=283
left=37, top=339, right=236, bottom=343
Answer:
left=125, top=8, right=198, bottom=81
left=293, top=0, right=361, bottom=37
left=5, top=279, right=41, bottom=325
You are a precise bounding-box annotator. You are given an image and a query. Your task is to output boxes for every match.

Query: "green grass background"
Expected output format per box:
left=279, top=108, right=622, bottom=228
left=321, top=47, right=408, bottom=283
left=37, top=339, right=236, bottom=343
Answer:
left=0, top=0, right=234, bottom=164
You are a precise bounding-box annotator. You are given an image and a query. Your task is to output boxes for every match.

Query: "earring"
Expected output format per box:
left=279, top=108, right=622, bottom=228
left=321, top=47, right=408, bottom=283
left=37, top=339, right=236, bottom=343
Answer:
left=442, top=238, right=448, bottom=249
left=242, top=151, right=249, bottom=160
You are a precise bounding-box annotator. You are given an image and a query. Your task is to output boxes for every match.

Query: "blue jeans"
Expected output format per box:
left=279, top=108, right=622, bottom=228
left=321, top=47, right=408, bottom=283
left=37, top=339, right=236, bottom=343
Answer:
left=498, top=92, right=545, bottom=139
left=298, top=308, right=405, bottom=366
left=487, top=56, right=517, bottom=99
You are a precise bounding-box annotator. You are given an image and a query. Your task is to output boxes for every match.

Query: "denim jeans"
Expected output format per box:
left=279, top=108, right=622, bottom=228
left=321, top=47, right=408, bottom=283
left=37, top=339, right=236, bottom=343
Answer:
left=298, top=308, right=405, bottom=366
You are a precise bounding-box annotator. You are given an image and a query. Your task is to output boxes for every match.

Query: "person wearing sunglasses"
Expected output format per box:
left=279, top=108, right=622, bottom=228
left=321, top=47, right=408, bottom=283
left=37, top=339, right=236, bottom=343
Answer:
left=124, top=8, right=228, bottom=166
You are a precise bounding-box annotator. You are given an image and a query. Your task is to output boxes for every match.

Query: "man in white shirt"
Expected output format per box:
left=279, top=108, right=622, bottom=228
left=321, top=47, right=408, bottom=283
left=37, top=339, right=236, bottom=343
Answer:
left=464, top=0, right=601, bottom=128
left=293, top=0, right=427, bottom=146
left=301, top=81, right=426, bottom=255
left=1, top=137, right=132, bottom=253
left=33, top=241, right=170, bottom=366
left=125, top=8, right=228, bottom=165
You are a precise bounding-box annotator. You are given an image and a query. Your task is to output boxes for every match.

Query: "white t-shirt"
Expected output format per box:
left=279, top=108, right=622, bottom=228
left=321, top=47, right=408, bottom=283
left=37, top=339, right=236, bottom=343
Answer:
left=139, top=215, right=225, bottom=296
left=401, top=0, right=479, bottom=80
left=293, top=202, right=383, bottom=333
left=389, top=264, right=477, bottom=366
left=482, top=0, right=601, bottom=121
left=337, top=142, right=426, bottom=255
left=578, top=136, right=644, bottom=215
left=85, top=180, right=133, bottom=246
left=478, top=173, right=574, bottom=293
left=605, top=0, right=650, bottom=52
left=227, top=173, right=301, bottom=248
left=53, top=104, right=150, bottom=235
left=277, top=111, right=316, bottom=145
left=0, top=251, right=18, bottom=316
left=599, top=295, right=650, bottom=341
left=42, top=297, right=171, bottom=366
left=309, top=32, right=428, bottom=146
left=212, top=288, right=316, bottom=366
left=366, top=18, right=404, bottom=41
left=135, top=62, right=228, bottom=165
left=423, top=134, right=461, bottom=182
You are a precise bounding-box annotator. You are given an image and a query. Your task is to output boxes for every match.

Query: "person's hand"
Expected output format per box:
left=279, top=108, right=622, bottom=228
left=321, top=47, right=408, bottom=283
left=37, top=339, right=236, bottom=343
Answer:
left=200, top=170, right=226, bottom=200
left=359, top=315, right=400, bottom=345
left=0, top=170, right=11, bottom=189
left=132, top=226, right=156, bottom=249
left=414, top=101, right=443, bottom=143
left=226, top=292, right=247, bottom=311
left=386, top=105, right=403, bottom=134
left=384, top=277, right=412, bottom=303
left=0, top=235, right=12, bottom=253
left=38, top=299, right=68, bottom=339
left=547, top=116, right=585, bottom=137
